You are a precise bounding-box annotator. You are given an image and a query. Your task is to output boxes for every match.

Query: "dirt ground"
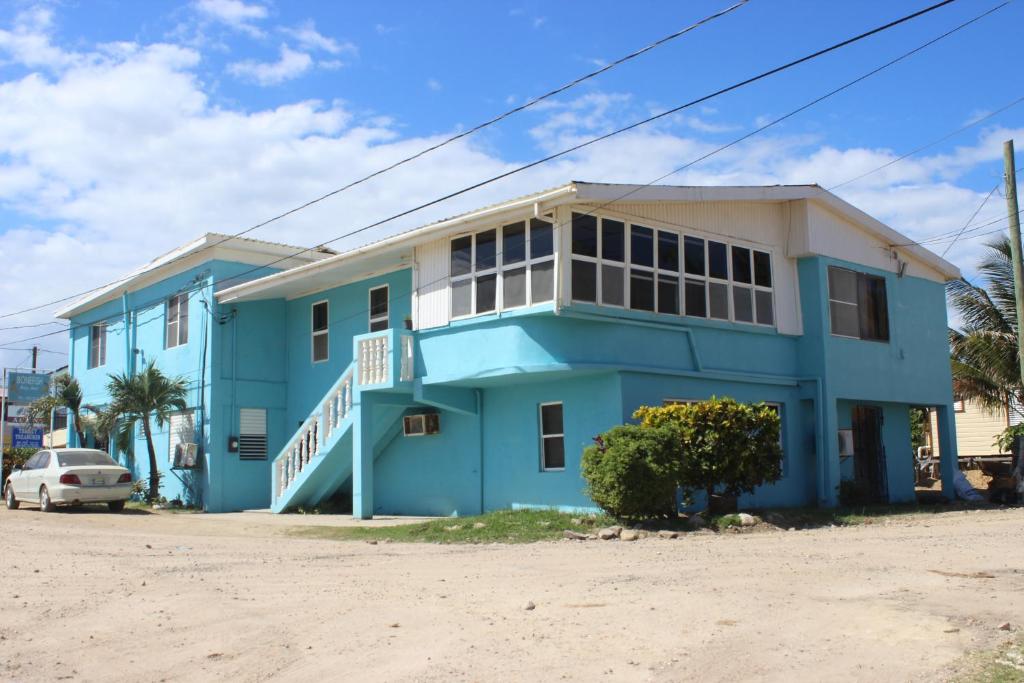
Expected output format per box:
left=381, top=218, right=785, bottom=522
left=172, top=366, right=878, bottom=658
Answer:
left=2, top=506, right=1023, bottom=682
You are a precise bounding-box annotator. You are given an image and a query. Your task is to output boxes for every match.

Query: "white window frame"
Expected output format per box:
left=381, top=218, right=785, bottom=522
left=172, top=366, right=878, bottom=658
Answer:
left=89, top=323, right=107, bottom=369
left=369, top=285, right=389, bottom=332
left=238, top=407, right=268, bottom=461
left=166, top=293, right=189, bottom=349
left=569, top=211, right=776, bottom=328
left=539, top=401, right=565, bottom=472
left=311, top=300, right=329, bottom=363
left=449, top=215, right=556, bottom=320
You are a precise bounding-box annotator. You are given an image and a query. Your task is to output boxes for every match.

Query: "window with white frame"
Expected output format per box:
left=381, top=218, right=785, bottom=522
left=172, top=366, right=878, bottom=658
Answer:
left=89, top=323, right=107, bottom=368
left=369, top=285, right=389, bottom=332
left=312, top=300, right=329, bottom=362
left=571, top=212, right=775, bottom=326
left=239, top=408, right=268, bottom=460
left=168, top=410, right=196, bottom=463
left=166, top=293, right=189, bottom=348
left=450, top=217, right=555, bottom=318
left=539, top=402, right=565, bottom=471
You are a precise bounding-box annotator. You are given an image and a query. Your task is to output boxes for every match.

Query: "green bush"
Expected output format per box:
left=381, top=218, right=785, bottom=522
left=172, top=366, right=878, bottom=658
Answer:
left=581, top=424, right=679, bottom=520
left=636, top=397, right=783, bottom=506
left=2, top=447, right=36, bottom=487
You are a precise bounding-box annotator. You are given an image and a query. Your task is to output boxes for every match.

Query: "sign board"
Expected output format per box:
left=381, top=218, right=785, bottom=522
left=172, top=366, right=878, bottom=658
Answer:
left=11, top=427, right=43, bottom=449
left=5, top=405, right=32, bottom=424
left=8, top=372, right=49, bottom=404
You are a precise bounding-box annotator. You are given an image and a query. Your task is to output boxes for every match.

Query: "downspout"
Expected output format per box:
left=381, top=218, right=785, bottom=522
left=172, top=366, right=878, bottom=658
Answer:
left=477, top=389, right=484, bottom=514
left=122, top=291, right=133, bottom=376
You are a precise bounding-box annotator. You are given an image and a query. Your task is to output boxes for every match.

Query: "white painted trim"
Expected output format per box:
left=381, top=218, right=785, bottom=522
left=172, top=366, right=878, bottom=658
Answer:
left=539, top=401, right=565, bottom=473
left=368, top=284, right=389, bottom=332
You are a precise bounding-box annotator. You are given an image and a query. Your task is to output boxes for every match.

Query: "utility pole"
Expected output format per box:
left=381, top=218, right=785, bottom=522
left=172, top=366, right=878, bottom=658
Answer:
left=1005, top=141, right=1024, bottom=390
left=31, top=345, right=37, bottom=372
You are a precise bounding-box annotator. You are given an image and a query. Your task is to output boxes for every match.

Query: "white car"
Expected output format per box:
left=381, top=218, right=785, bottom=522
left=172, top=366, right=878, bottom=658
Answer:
left=4, top=448, right=132, bottom=512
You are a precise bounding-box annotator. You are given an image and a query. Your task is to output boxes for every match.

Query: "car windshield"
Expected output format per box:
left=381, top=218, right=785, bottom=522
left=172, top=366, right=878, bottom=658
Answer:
left=57, top=451, right=117, bottom=467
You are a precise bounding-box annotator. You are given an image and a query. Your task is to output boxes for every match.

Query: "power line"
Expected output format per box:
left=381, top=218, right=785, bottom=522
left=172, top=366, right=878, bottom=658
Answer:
left=0, top=1, right=750, bottom=323
left=941, top=182, right=1001, bottom=257
left=0, top=0, right=995, bottom=351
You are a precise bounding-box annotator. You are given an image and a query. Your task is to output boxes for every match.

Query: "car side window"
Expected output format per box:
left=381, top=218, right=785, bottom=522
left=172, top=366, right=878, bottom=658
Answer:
left=36, top=453, right=50, bottom=469
left=23, top=453, right=42, bottom=470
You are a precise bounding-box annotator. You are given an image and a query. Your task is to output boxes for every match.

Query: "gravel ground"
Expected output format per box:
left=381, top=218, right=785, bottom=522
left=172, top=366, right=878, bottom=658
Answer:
left=1, top=505, right=1022, bottom=682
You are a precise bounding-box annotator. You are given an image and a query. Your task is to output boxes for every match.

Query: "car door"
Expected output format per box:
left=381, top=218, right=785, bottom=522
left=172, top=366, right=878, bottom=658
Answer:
left=31, top=452, right=52, bottom=501
left=13, top=452, right=41, bottom=497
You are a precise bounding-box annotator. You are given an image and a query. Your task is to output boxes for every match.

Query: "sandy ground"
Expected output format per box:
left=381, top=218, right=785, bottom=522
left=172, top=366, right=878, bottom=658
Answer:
left=1, top=506, right=1023, bottom=682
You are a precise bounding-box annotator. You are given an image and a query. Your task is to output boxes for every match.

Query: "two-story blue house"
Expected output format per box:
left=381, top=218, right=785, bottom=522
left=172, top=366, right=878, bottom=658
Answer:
left=59, top=182, right=962, bottom=516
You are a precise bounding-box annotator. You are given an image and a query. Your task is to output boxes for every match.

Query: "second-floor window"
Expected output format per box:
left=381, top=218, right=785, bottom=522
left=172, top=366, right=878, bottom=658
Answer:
left=570, top=213, right=775, bottom=326
left=166, top=293, right=189, bottom=348
left=827, top=266, right=889, bottom=341
left=449, top=218, right=555, bottom=319
left=89, top=323, right=107, bottom=368
left=312, top=300, right=329, bottom=362
left=369, top=285, right=389, bottom=332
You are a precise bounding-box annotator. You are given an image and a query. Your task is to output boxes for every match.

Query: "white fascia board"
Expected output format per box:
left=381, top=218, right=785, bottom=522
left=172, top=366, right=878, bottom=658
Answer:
left=572, top=183, right=819, bottom=203
left=216, top=183, right=578, bottom=304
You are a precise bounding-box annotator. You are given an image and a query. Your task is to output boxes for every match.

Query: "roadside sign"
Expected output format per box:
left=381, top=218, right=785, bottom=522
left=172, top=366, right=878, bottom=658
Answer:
left=8, top=372, right=49, bottom=403
left=6, top=405, right=32, bottom=424
left=12, top=427, right=43, bottom=449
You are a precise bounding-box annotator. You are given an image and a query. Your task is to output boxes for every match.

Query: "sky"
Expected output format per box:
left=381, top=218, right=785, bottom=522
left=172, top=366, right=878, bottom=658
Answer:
left=0, top=0, right=1022, bottom=373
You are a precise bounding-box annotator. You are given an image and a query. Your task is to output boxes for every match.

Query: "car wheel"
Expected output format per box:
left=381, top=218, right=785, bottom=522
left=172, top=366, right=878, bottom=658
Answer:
left=108, top=500, right=125, bottom=513
left=39, top=486, right=55, bottom=513
left=4, top=484, right=18, bottom=510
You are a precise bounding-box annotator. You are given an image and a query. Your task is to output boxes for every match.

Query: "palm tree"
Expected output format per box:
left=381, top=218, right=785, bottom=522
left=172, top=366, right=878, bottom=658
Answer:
left=107, top=361, right=188, bottom=501
left=948, top=236, right=1023, bottom=419
left=26, top=373, right=87, bottom=447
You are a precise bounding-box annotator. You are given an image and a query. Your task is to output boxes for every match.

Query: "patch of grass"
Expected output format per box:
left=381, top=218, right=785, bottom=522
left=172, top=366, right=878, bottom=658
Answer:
left=125, top=501, right=201, bottom=514
left=954, top=638, right=1024, bottom=682
left=288, top=508, right=615, bottom=544
left=713, top=514, right=743, bottom=531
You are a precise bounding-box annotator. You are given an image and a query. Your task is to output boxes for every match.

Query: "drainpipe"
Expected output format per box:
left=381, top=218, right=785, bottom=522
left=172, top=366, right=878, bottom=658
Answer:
left=121, top=292, right=133, bottom=376
left=477, top=389, right=484, bottom=514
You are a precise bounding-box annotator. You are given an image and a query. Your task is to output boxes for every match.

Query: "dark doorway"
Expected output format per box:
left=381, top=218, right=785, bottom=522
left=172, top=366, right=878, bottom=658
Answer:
left=852, top=405, right=888, bottom=502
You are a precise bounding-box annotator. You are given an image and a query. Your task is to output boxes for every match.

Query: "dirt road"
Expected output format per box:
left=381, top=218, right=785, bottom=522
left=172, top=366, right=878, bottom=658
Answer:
left=1, top=506, right=1022, bottom=682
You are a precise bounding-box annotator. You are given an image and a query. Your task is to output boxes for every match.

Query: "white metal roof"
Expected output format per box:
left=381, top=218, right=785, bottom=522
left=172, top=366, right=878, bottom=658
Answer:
left=215, top=182, right=961, bottom=303
left=55, top=233, right=337, bottom=319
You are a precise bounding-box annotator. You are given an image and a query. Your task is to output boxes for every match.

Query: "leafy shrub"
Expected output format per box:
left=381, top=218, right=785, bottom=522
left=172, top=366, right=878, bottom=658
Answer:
left=994, top=423, right=1024, bottom=455
left=635, top=397, right=782, bottom=506
left=2, top=447, right=36, bottom=486
left=581, top=424, right=679, bottom=519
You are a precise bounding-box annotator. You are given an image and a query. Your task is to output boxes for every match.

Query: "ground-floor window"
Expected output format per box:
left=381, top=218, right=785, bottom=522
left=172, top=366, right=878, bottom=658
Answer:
left=168, top=410, right=196, bottom=463
left=539, top=402, right=565, bottom=471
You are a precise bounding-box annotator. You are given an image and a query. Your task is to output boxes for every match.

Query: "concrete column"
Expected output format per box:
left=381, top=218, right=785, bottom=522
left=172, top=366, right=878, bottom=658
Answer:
left=819, top=397, right=840, bottom=507
left=934, top=403, right=959, bottom=500
left=352, top=394, right=374, bottom=520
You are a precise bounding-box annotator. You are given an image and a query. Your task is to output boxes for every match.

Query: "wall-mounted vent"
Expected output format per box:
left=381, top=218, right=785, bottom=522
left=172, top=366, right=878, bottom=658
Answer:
left=404, top=413, right=440, bottom=437
left=837, top=429, right=855, bottom=457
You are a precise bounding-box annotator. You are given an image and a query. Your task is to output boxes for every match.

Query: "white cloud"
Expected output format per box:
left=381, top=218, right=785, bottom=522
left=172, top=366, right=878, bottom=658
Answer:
left=374, top=24, right=399, bottom=36
left=0, top=6, right=77, bottom=69
left=426, top=78, right=441, bottom=92
left=193, top=0, right=267, bottom=37
left=227, top=44, right=312, bottom=85
left=281, top=21, right=356, bottom=56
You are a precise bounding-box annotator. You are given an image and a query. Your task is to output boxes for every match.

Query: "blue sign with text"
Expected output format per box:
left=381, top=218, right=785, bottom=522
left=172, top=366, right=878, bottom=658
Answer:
left=11, top=427, right=43, bottom=449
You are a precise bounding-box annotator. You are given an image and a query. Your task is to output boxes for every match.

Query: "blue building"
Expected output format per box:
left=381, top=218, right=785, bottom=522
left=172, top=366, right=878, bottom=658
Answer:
left=59, top=183, right=962, bottom=516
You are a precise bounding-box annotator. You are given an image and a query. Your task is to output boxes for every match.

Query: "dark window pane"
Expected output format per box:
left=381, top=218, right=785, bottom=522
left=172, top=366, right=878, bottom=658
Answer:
left=601, top=264, right=624, bottom=306
left=684, top=279, right=706, bottom=318
left=658, top=231, right=679, bottom=272
left=313, top=333, right=329, bottom=362
left=476, top=273, right=497, bottom=313
left=179, top=296, right=188, bottom=344
left=756, top=290, right=774, bottom=325
left=732, top=246, right=751, bottom=284
left=657, top=275, right=679, bottom=314
left=630, top=269, right=655, bottom=311
left=451, top=236, right=472, bottom=276
left=369, top=318, right=388, bottom=333
left=733, top=287, right=753, bottom=323
left=830, top=301, right=859, bottom=337
left=369, top=288, right=388, bottom=317
left=312, top=302, right=328, bottom=332
left=684, top=236, right=705, bottom=276
left=504, top=267, right=526, bottom=308
left=709, top=282, right=729, bottom=319
left=754, top=251, right=772, bottom=287
left=572, top=260, right=597, bottom=302
left=602, top=219, right=625, bottom=262
left=828, top=266, right=857, bottom=304
left=530, top=219, right=554, bottom=258
left=503, top=222, right=526, bottom=264
left=543, top=438, right=565, bottom=470
left=541, top=403, right=563, bottom=434
left=476, top=230, right=497, bottom=270
left=859, top=274, right=889, bottom=341
left=708, top=241, right=728, bottom=279
left=572, top=212, right=597, bottom=257
left=452, top=279, right=472, bottom=317
left=631, top=225, right=654, bottom=267
left=531, top=261, right=554, bottom=302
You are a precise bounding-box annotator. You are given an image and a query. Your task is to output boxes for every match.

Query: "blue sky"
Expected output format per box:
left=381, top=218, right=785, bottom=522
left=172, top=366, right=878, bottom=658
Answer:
left=0, top=0, right=1021, bottom=369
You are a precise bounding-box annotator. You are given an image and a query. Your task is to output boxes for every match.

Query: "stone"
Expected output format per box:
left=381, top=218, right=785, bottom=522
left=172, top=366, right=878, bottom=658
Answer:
left=473, top=522, right=486, bottom=529
left=444, top=525, right=462, bottom=531
left=537, top=521, right=550, bottom=527
left=570, top=518, right=583, bottom=526
left=563, top=530, right=589, bottom=541
left=657, top=530, right=679, bottom=539
left=998, top=622, right=1013, bottom=631
left=598, top=526, right=622, bottom=540
left=737, top=513, right=758, bottom=527
left=620, top=530, right=640, bottom=542
left=524, top=601, right=536, bottom=611
left=366, top=540, right=378, bottom=545
left=688, top=514, right=706, bottom=530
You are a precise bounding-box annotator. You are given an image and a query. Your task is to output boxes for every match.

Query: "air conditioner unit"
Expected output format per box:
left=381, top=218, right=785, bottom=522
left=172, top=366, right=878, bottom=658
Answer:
left=173, top=442, right=199, bottom=468
left=403, top=413, right=440, bottom=437
left=837, top=429, right=855, bottom=457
